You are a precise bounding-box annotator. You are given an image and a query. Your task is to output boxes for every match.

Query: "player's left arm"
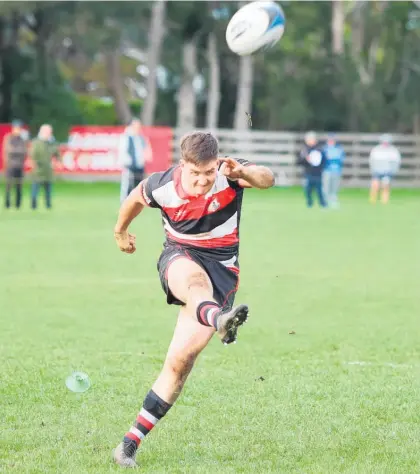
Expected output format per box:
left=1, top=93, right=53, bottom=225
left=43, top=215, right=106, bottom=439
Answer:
left=114, top=172, right=163, bottom=253
left=220, top=157, right=275, bottom=189
left=238, top=164, right=275, bottom=189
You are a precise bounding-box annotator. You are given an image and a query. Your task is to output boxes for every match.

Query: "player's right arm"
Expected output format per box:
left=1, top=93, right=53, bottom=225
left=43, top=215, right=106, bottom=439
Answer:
left=113, top=179, right=148, bottom=254
left=114, top=173, right=162, bottom=254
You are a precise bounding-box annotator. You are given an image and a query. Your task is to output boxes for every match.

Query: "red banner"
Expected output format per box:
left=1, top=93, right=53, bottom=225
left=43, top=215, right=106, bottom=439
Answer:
left=0, top=124, right=173, bottom=176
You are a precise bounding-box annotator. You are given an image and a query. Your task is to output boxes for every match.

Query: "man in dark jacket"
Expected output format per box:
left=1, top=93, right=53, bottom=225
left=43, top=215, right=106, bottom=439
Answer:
left=296, top=131, right=327, bottom=208
left=3, top=120, right=28, bottom=209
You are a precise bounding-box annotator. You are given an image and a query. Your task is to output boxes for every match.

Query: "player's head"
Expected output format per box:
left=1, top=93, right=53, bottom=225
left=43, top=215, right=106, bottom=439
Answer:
left=304, top=131, right=317, bottom=147
left=179, top=131, right=219, bottom=195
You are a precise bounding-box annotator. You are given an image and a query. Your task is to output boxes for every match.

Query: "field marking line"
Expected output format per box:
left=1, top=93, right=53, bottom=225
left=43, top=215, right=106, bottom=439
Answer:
left=345, top=361, right=420, bottom=369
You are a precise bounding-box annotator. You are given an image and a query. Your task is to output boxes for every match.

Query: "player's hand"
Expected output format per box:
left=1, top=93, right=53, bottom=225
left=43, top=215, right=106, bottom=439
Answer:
left=114, top=230, right=136, bottom=254
left=219, top=157, right=245, bottom=181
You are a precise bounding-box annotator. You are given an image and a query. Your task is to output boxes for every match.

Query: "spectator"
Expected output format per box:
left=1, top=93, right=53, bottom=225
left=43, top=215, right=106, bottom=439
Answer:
left=369, top=134, right=401, bottom=204
left=3, top=120, right=28, bottom=209
left=118, top=118, right=152, bottom=203
left=296, top=131, right=327, bottom=208
left=323, top=133, right=345, bottom=208
left=30, top=124, right=60, bottom=210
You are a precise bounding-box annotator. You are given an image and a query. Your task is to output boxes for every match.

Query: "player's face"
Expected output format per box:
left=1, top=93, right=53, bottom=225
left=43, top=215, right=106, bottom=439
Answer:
left=181, top=159, right=219, bottom=196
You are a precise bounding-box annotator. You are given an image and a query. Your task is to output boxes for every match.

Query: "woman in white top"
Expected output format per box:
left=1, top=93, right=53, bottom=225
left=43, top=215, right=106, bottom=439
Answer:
left=369, top=134, right=401, bottom=204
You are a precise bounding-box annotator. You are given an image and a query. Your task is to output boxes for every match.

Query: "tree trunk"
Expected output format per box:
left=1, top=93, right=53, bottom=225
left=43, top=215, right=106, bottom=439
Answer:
left=206, top=32, right=220, bottom=129
left=141, top=0, right=166, bottom=126
left=234, top=54, right=254, bottom=130
left=177, top=39, right=197, bottom=130
left=105, top=49, right=132, bottom=124
left=0, top=13, right=20, bottom=122
left=34, top=8, right=48, bottom=87
left=414, top=112, right=420, bottom=135
left=331, top=0, right=345, bottom=55
left=351, top=1, right=366, bottom=59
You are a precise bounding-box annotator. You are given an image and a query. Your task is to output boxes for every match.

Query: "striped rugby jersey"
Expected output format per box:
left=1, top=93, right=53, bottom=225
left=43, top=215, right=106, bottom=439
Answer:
left=139, top=159, right=254, bottom=258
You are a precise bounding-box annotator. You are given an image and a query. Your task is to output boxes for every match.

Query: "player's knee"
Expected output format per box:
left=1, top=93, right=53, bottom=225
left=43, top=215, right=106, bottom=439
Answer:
left=166, top=352, right=197, bottom=382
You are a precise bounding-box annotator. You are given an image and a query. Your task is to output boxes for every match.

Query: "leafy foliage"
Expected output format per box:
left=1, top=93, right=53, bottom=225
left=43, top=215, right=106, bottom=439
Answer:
left=1, top=1, right=419, bottom=132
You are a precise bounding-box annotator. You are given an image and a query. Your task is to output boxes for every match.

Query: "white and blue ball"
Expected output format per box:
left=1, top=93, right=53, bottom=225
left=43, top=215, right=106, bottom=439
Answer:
left=226, top=1, right=285, bottom=56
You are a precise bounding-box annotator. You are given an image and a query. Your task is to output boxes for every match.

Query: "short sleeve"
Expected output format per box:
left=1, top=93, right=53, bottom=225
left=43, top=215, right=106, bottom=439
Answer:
left=140, top=172, right=164, bottom=208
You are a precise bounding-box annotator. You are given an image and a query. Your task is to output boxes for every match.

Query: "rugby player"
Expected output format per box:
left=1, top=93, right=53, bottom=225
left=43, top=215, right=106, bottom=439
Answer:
left=113, top=131, right=274, bottom=467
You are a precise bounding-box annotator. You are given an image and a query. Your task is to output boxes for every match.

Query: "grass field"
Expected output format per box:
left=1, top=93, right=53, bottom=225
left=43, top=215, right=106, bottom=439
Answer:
left=1, top=183, right=420, bottom=474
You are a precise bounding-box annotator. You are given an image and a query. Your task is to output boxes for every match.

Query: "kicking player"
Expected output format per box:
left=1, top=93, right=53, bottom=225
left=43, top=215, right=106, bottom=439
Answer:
left=112, top=131, right=274, bottom=468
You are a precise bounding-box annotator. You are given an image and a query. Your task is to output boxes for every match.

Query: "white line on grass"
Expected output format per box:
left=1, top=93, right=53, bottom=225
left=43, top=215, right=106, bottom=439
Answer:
left=345, top=361, right=420, bottom=369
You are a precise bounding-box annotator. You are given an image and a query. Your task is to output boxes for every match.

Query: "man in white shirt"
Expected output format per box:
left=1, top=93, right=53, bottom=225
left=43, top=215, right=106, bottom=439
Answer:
left=119, top=118, right=152, bottom=203
left=369, top=134, right=401, bottom=204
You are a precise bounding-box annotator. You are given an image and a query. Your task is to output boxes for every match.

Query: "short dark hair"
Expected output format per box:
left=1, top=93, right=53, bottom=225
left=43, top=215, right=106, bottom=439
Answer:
left=180, top=131, right=219, bottom=165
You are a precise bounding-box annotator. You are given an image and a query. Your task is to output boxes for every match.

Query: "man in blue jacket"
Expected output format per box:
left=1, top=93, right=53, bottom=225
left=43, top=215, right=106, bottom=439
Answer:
left=296, top=131, right=327, bottom=208
left=323, top=133, right=345, bottom=208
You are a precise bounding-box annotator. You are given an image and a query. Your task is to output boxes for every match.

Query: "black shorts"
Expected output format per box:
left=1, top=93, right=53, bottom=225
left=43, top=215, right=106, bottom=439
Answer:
left=157, top=243, right=239, bottom=310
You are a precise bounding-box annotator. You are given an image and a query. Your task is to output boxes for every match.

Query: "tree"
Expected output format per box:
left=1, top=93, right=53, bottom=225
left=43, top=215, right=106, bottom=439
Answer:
left=205, top=32, right=220, bottom=129
left=233, top=2, right=254, bottom=130
left=141, top=0, right=167, bottom=126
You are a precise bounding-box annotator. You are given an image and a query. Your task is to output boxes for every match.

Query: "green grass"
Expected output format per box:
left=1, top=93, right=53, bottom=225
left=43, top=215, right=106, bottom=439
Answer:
left=1, top=183, right=420, bottom=473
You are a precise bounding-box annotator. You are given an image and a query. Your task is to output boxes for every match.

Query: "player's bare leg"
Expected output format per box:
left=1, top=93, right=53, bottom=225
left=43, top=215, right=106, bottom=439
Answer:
left=113, top=259, right=248, bottom=468
left=167, top=257, right=249, bottom=345
left=152, top=305, right=214, bottom=404
left=369, top=178, right=380, bottom=204
left=113, top=307, right=214, bottom=468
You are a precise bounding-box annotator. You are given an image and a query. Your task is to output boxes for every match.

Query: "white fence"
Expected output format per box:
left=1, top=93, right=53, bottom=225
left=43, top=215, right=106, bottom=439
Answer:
left=172, top=129, right=420, bottom=188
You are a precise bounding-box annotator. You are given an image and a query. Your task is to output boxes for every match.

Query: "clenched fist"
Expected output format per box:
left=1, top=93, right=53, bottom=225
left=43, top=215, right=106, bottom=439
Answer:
left=114, top=230, right=136, bottom=254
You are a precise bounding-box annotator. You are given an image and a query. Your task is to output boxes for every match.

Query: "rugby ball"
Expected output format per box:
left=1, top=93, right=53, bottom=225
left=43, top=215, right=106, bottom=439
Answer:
left=226, top=1, right=285, bottom=56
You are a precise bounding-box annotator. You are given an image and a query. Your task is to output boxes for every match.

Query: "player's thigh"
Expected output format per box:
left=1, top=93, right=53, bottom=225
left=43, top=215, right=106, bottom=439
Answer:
left=167, top=257, right=213, bottom=303
left=165, top=305, right=214, bottom=367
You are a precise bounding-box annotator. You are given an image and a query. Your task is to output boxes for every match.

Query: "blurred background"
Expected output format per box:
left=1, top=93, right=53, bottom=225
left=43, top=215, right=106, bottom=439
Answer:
left=1, top=0, right=420, bottom=188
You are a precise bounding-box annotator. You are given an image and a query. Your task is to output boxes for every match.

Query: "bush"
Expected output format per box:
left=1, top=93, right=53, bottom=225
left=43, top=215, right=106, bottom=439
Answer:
left=77, top=95, right=143, bottom=125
